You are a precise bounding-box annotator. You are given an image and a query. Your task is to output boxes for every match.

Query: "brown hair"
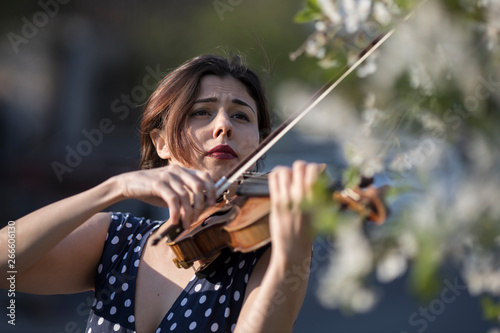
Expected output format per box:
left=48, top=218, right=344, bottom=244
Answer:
left=140, top=54, right=271, bottom=170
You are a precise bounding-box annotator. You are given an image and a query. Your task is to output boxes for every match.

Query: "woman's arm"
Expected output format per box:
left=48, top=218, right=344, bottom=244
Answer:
left=236, top=161, right=323, bottom=333
left=0, top=165, right=215, bottom=294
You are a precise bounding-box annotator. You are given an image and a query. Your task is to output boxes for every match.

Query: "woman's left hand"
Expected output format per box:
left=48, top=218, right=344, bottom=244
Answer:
left=267, top=160, right=325, bottom=264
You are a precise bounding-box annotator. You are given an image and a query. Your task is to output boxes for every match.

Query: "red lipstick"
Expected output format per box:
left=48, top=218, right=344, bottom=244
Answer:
left=206, top=145, right=237, bottom=159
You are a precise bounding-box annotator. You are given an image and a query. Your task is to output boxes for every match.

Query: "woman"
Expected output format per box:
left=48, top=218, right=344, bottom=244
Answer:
left=0, top=55, right=323, bottom=332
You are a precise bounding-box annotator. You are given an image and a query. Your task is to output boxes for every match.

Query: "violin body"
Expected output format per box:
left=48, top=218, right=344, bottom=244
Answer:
left=163, top=173, right=387, bottom=275
left=166, top=195, right=271, bottom=270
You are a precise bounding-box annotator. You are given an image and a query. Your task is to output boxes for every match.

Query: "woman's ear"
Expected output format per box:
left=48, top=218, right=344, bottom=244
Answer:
left=150, top=129, right=171, bottom=160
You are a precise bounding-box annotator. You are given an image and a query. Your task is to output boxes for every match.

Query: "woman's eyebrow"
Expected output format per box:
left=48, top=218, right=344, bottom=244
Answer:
left=194, top=97, right=218, bottom=104
left=194, top=97, right=255, bottom=114
left=232, top=98, right=255, bottom=114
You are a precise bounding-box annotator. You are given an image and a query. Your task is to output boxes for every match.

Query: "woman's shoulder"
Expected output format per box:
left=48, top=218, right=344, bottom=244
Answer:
left=99, top=212, right=163, bottom=262
left=108, top=212, right=163, bottom=233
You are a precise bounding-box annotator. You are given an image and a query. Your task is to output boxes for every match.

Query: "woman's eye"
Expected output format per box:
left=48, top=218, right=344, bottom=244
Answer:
left=192, top=109, right=210, bottom=117
left=232, top=113, right=250, bottom=121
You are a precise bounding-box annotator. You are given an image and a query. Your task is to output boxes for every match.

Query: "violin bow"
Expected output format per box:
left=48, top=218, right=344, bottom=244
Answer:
left=215, top=30, right=398, bottom=197
left=154, top=6, right=420, bottom=244
left=215, top=0, right=430, bottom=197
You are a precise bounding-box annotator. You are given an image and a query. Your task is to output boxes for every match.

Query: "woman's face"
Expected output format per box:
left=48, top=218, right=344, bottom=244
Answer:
left=172, top=75, right=260, bottom=181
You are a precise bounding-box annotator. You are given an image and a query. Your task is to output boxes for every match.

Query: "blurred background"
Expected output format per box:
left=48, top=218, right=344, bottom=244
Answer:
left=1, top=0, right=498, bottom=332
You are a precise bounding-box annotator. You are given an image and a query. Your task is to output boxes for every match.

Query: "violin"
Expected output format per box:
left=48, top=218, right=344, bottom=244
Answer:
left=152, top=27, right=393, bottom=277
left=154, top=172, right=387, bottom=277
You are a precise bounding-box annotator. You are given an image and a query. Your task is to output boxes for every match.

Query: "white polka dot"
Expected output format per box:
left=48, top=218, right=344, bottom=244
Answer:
left=180, top=298, right=188, bottom=306
left=113, top=323, right=120, bottom=331
left=244, top=274, right=249, bottom=283
left=199, top=295, right=207, bottom=304
left=134, top=259, right=140, bottom=267
left=214, top=282, right=221, bottom=290
left=227, top=267, right=233, bottom=275
left=116, top=225, right=122, bottom=231
left=92, top=298, right=97, bottom=307
left=169, top=323, right=177, bottom=331
left=219, top=295, right=226, bottom=304
left=167, top=312, right=173, bottom=321
left=111, top=236, right=119, bottom=245
left=190, top=275, right=196, bottom=281
left=155, top=329, right=161, bottom=333
left=234, top=290, right=240, bottom=301
left=121, top=265, right=127, bottom=274
left=97, top=264, right=103, bottom=273
left=189, top=322, right=197, bottom=330
left=194, top=283, right=202, bottom=292
left=109, top=276, right=116, bottom=284
left=124, top=299, right=132, bottom=307
left=226, top=278, right=233, bottom=289
left=128, top=315, right=135, bottom=323
left=239, top=260, right=246, bottom=269
left=122, top=283, right=129, bottom=291
left=96, top=301, right=103, bottom=310
left=111, top=254, right=118, bottom=262
left=105, top=233, right=109, bottom=241
left=126, top=222, right=132, bottom=228
left=111, top=292, right=116, bottom=300
left=123, top=252, right=128, bottom=259
left=87, top=328, right=92, bottom=333
left=231, top=323, right=236, bottom=332
left=184, top=309, right=192, bottom=317
left=225, top=307, right=230, bottom=318
left=136, top=234, right=142, bottom=240
left=209, top=271, right=216, bottom=278
left=110, top=306, right=117, bottom=315
left=97, top=317, right=104, bottom=325
left=211, top=323, right=219, bottom=332
left=134, top=246, right=141, bottom=253
left=252, top=258, right=257, bottom=265
left=205, top=308, right=212, bottom=317
left=224, top=256, right=231, bottom=264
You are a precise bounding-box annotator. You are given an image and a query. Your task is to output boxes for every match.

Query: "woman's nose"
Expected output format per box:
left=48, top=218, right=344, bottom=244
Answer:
left=213, top=110, right=232, bottom=139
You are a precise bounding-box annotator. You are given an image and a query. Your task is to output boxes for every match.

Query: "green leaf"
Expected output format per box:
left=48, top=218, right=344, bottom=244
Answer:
left=306, top=0, right=322, bottom=12
left=294, top=0, right=323, bottom=23
left=342, top=166, right=361, bottom=188
left=481, top=297, right=500, bottom=321
left=294, top=8, right=323, bottom=23
left=314, top=207, right=340, bottom=234
left=409, top=237, right=441, bottom=301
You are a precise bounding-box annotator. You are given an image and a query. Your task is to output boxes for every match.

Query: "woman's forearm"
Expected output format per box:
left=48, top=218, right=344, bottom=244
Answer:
left=236, top=251, right=312, bottom=333
left=0, top=176, right=123, bottom=277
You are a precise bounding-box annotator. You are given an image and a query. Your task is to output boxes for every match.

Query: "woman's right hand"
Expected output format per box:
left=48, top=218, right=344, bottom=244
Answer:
left=115, top=164, right=216, bottom=228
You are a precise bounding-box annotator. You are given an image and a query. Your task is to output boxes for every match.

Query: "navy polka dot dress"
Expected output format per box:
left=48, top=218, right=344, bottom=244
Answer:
left=85, top=212, right=269, bottom=333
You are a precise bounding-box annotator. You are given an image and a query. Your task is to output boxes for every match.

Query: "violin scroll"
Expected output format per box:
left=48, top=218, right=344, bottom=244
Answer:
left=333, top=183, right=388, bottom=225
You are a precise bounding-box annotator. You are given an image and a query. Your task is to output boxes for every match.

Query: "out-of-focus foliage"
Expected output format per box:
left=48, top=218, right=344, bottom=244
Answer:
left=292, top=0, right=500, bottom=324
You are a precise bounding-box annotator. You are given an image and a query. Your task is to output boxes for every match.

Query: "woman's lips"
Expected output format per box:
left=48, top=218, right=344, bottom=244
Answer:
left=206, top=145, right=237, bottom=159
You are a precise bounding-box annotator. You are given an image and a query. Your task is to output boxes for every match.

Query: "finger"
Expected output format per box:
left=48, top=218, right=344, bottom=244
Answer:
left=304, top=163, right=323, bottom=201
left=291, top=160, right=307, bottom=205
left=177, top=169, right=214, bottom=219
left=197, top=170, right=216, bottom=206
left=271, top=166, right=293, bottom=212
left=163, top=174, right=194, bottom=226
left=190, top=170, right=215, bottom=213
left=155, top=183, right=181, bottom=225
left=268, top=168, right=280, bottom=208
